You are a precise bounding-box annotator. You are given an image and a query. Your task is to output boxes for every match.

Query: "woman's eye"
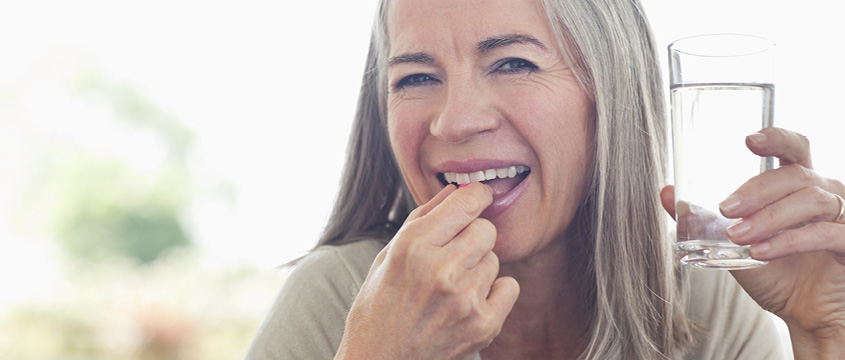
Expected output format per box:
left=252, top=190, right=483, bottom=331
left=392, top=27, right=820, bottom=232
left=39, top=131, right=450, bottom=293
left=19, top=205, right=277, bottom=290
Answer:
left=396, top=74, right=438, bottom=89
left=496, top=58, right=538, bottom=73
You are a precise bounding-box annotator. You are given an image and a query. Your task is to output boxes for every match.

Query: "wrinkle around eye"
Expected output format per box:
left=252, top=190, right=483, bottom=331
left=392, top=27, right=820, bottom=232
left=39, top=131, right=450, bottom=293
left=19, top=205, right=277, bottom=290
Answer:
left=494, top=58, right=539, bottom=74
left=394, top=73, right=440, bottom=91
left=390, top=77, right=441, bottom=102
left=516, top=68, right=581, bottom=95
left=389, top=84, right=436, bottom=103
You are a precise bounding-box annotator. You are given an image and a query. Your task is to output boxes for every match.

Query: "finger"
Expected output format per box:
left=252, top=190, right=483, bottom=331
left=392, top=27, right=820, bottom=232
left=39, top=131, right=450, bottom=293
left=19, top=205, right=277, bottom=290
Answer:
left=836, top=194, right=845, bottom=224
left=414, top=182, right=494, bottom=246
left=727, top=186, right=843, bottom=245
left=660, top=185, right=676, bottom=220
left=749, top=222, right=845, bottom=261
left=719, top=164, right=821, bottom=218
left=467, top=251, right=500, bottom=300
left=446, top=218, right=497, bottom=269
left=484, top=276, right=519, bottom=325
left=408, top=184, right=457, bottom=221
left=745, top=127, right=813, bottom=169
left=676, top=201, right=734, bottom=241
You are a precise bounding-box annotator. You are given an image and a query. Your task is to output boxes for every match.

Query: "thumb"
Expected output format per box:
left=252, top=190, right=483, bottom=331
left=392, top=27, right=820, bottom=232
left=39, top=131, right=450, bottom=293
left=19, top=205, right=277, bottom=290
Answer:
left=660, top=185, right=676, bottom=220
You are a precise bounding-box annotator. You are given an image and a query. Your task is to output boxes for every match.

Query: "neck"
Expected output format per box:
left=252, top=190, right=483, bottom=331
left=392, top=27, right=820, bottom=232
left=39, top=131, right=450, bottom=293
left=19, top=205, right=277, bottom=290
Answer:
left=481, top=237, right=591, bottom=360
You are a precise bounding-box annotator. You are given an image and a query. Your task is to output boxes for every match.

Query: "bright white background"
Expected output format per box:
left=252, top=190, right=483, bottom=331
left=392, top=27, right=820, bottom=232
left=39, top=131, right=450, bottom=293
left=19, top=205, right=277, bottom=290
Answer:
left=0, top=0, right=842, bottom=270
left=1, top=1, right=841, bottom=357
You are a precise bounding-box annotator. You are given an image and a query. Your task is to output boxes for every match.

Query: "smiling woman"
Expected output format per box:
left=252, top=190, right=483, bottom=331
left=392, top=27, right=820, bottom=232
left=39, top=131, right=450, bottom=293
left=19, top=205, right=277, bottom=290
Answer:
left=245, top=0, right=845, bottom=359
left=387, top=5, right=595, bottom=264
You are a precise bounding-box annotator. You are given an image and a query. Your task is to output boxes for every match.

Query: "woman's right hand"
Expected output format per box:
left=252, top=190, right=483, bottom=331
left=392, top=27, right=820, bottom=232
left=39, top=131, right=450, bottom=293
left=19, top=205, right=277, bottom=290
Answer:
left=335, top=183, right=520, bottom=360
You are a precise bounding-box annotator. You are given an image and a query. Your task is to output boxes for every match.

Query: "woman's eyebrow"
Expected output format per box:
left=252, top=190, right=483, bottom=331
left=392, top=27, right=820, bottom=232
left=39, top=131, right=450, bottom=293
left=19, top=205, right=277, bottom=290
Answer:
left=388, top=33, right=548, bottom=68
left=477, top=33, right=549, bottom=54
left=388, top=52, right=435, bottom=67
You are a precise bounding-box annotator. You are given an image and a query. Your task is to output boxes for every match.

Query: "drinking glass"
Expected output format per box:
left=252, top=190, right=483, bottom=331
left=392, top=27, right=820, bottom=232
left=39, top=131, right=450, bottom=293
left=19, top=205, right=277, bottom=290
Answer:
left=669, top=34, right=775, bottom=270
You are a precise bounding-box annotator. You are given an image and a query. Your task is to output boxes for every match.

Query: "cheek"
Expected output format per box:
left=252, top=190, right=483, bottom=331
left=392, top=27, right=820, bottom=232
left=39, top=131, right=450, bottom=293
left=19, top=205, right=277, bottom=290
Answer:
left=388, top=103, right=432, bottom=202
left=388, top=104, right=429, bottom=164
left=500, top=81, right=594, bottom=210
left=501, top=82, right=593, bottom=153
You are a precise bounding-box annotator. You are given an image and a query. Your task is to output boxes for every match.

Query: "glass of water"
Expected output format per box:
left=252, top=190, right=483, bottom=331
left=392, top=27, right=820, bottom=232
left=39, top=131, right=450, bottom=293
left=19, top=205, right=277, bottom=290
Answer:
left=669, top=34, right=775, bottom=270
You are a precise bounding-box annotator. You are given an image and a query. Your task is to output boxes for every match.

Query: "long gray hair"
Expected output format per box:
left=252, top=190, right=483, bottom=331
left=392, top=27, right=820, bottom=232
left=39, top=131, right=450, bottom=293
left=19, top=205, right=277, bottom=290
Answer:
left=318, top=0, right=695, bottom=358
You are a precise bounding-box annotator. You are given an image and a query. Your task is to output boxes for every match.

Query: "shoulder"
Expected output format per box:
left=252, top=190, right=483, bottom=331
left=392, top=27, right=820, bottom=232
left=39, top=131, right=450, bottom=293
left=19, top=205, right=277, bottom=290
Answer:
left=681, top=269, right=786, bottom=360
left=294, top=238, right=386, bottom=290
left=245, top=238, right=387, bottom=360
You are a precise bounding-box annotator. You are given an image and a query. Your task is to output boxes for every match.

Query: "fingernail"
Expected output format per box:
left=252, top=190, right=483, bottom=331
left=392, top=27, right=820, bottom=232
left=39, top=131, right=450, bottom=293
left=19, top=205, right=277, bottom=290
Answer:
left=748, top=132, right=766, bottom=144
left=751, top=241, right=770, bottom=256
left=720, top=194, right=742, bottom=213
left=726, top=219, right=751, bottom=238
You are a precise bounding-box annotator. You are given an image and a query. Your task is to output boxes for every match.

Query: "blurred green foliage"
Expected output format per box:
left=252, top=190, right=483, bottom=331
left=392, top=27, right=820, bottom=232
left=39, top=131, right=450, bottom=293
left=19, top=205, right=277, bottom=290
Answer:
left=11, top=53, right=197, bottom=263
left=52, top=158, right=191, bottom=263
left=0, top=48, right=274, bottom=360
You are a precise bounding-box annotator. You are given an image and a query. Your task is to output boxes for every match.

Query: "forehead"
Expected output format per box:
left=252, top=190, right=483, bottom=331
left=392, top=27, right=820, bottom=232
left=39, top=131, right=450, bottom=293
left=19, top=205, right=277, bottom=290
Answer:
left=387, top=0, right=553, bottom=54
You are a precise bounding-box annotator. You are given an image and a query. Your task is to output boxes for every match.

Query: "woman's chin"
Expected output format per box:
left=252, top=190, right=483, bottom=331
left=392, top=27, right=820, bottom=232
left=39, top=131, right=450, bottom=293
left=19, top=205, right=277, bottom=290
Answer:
left=491, top=230, right=540, bottom=264
left=490, top=214, right=567, bottom=265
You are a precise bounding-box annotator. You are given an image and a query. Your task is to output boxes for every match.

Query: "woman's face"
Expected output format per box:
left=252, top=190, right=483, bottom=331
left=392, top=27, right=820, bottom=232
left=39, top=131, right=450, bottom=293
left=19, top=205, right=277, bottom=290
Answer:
left=386, top=0, right=594, bottom=263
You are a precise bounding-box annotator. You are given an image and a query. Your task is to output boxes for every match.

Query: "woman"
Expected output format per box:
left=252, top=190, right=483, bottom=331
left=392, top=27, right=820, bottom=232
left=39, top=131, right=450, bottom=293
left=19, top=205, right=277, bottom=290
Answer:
left=247, top=0, right=845, bottom=358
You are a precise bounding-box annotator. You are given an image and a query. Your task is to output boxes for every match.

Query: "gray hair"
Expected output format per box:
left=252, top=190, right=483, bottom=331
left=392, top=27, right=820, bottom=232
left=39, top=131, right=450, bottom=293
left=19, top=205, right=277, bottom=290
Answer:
left=318, top=0, right=694, bottom=358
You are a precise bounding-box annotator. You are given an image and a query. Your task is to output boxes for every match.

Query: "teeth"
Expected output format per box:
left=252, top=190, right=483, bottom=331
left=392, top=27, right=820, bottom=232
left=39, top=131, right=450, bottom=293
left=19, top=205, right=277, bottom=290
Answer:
left=496, top=168, right=508, bottom=178
left=484, top=169, right=497, bottom=180
left=456, top=173, right=470, bottom=185
left=444, top=166, right=530, bottom=185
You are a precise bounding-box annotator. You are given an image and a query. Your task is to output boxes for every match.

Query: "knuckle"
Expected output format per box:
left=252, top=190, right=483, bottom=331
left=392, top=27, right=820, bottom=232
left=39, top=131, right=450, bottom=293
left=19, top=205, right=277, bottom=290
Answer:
left=787, top=164, right=815, bottom=184
left=388, top=234, right=410, bottom=259
left=386, top=238, right=429, bottom=274
left=471, top=218, right=497, bottom=239
left=755, top=207, right=778, bottom=228
left=827, top=178, right=845, bottom=195
left=375, top=245, right=390, bottom=264
left=480, top=252, right=500, bottom=273
left=407, top=206, right=424, bottom=219
left=451, top=193, right=481, bottom=216
left=811, top=222, right=836, bottom=241
left=765, top=127, right=788, bottom=144
left=485, top=251, right=500, bottom=268
left=797, top=132, right=811, bottom=150
left=780, top=230, right=800, bottom=253
left=390, top=229, right=416, bottom=257
left=458, top=292, right=479, bottom=319
left=466, top=314, right=494, bottom=341
left=808, top=186, right=830, bottom=207
left=434, top=266, right=458, bottom=294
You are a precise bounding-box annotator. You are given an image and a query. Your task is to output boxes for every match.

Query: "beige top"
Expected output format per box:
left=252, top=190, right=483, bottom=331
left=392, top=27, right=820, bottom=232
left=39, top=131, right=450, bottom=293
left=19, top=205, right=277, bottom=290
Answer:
left=245, top=239, right=785, bottom=359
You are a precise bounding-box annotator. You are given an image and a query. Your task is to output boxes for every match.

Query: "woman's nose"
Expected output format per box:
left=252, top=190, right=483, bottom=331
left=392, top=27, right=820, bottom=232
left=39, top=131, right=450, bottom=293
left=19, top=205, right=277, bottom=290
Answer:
left=429, top=80, right=501, bottom=143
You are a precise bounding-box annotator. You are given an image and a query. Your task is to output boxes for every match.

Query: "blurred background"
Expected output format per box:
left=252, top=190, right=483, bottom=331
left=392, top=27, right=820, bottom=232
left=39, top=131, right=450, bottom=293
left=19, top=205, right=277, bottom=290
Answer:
left=0, top=0, right=840, bottom=358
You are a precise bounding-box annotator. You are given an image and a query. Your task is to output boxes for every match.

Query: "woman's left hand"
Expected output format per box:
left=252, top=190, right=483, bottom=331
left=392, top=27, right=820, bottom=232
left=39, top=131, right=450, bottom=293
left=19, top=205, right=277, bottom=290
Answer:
left=662, top=127, right=845, bottom=358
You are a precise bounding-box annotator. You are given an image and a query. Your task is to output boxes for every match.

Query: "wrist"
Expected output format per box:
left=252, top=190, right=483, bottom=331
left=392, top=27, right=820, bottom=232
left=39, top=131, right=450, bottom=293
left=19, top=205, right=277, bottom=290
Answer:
left=787, top=322, right=845, bottom=360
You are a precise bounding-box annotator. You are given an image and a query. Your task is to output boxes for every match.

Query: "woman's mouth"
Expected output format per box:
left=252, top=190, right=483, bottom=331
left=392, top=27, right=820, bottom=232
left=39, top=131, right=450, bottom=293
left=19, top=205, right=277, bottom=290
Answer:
left=437, top=165, right=531, bottom=218
left=441, top=166, right=529, bottom=185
